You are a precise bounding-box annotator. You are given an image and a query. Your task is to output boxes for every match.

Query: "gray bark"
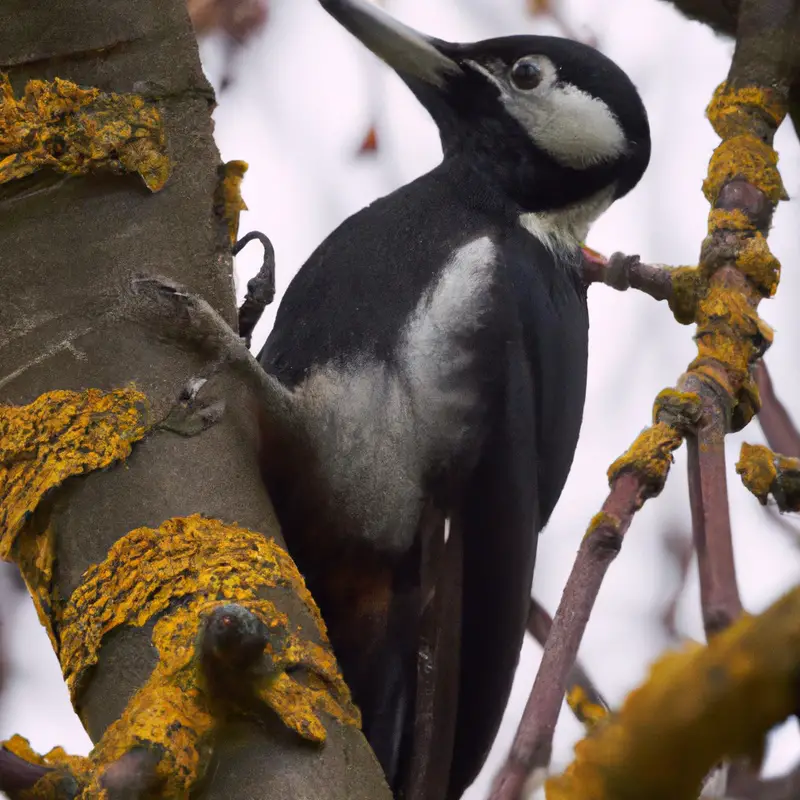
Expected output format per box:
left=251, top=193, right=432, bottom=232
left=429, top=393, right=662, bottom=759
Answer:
left=0, top=1, right=391, bottom=797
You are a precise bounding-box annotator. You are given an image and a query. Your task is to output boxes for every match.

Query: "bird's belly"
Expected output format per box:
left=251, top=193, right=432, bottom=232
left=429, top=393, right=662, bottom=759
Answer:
left=285, top=235, right=498, bottom=554
left=292, top=350, right=483, bottom=554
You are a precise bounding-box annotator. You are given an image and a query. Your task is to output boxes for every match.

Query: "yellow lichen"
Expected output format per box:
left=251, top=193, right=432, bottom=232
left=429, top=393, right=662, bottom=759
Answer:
left=688, top=80, right=786, bottom=429
left=667, top=266, right=705, bottom=325
left=652, top=388, right=702, bottom=431
left=215, top=159, right=248, bottom=245
left=736, top=232, right=781, bottom=296
left=736, top=443, right=777, bottom=503
left=706, top=83, right=787, bottom=139
left=702, top=135, right=784, bottom=206
left=0, top=74, right=170, bottom=191
left=584, top=511, right=621, bottom=540
left=691, top=290, right=753, bottom=390
left=3, top=734, right=45, bottom=763
left=707, top=208, right=754, bottom=235
left=607, top=422, right=683, bottom=496
left=6, top=516, right=361, bottom=796
left=736, top=442, right=800, bottom=511
left=59, top=514, right=359, bottom=735
left=0, top=389, right=149, bottom=648
left=0, top=391, right=359, bottom=794
left=689, top=282, right=772, bottom=428
left=2, top=734, right=93, bottom=799
left=546, top=586, right=800, bottom=800
left=566, top=686, right=608, bottom=731
left=13, top=520, right=59, bottom=653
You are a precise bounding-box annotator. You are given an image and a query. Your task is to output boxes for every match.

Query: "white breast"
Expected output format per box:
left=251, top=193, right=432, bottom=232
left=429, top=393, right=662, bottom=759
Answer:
left=519, top=186, right=615, bottom=254
left=292, top=236, right=497, bottom=552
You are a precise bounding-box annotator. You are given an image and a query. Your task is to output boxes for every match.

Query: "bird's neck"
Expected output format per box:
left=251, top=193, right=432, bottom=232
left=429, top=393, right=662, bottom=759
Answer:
left=441, top=123, right=622, bottom=204
left=517, top=186, right=615, bottom=253
left=435, top=147, right=616, bottom=251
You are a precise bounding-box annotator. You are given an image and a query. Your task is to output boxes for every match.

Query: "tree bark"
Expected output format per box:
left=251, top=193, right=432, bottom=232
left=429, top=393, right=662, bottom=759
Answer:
left=0, top=1, right=391, bottom=797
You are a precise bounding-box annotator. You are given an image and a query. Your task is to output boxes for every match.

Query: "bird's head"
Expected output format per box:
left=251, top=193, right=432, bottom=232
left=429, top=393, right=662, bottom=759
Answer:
left=319, top=0, right=650, bottom=213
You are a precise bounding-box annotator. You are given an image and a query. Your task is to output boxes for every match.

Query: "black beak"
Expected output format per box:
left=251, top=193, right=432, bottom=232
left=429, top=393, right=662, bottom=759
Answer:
left=318, top=0, right=463, bottom=87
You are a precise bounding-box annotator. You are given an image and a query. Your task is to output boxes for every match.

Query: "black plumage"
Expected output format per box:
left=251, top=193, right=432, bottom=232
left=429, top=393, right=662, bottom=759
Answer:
left=258, top=3, right=650, bottom=797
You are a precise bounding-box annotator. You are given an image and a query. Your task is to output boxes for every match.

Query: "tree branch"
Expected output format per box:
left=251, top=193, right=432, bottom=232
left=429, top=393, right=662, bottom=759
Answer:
left=688, top=394, right=742, bottom=637
left=0, top=1, right=391, bottom=797
left=660, top=529, right=694, bottom=642
left=491, top=0, right=795, bottom=792
left=546, top=586, right=800, bottom=799
left=489, top=472, right=654, bottom=798
left=736, top=443, right=800, bottom=512
left=527, top=599, right=609, bottom=729
left=755, top=360, right=800, bottom=458
left=0, top=747, right=51, bottom=796
left=581, top=249, right=675, bottom=303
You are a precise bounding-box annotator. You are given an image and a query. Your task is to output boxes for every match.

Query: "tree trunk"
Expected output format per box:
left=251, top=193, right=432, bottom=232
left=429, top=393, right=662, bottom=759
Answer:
left=0, top=1, right=391, bottom=797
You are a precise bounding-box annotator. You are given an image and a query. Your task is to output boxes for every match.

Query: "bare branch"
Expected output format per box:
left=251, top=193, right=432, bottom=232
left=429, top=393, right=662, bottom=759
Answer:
left=489, top=472, right=652, bottom=798
left=688, top=398, right=743, bottom=638
left=547, top=586, right=800, bottom=798
left=234, top=231, right=276, bottom=349
left=755, top=360, right=800, bottom=458
left=526, top=599, right=609, bottom=729
left=490, top=0, right=795, bottom=791
left=0, top=748, right=51, bottom=796
left=660, top=529, right=694, bottom=642
left=581, top=249, right=675, bottom=303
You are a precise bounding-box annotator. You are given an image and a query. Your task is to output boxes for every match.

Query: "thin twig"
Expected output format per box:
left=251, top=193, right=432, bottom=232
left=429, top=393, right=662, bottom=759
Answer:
left=489, top=473, right=648, bottom=799
left=546, top=587, right=800, bottom=799
left=0, top=748, right=51, bottom=795
left=581, top=249, right=674, bottom=302
left=491, top=0, right=793, bottom=788
left=526, top=598, right=609, bottom=727
left=234, top=230, right=275, bottom=349
left=755, top=360, right=800, bottom=458
left=660, top=529, right=694, bottom=642
left=490, top=398, right=695, bottom=797
left=687, top=396, right=742, bottom=638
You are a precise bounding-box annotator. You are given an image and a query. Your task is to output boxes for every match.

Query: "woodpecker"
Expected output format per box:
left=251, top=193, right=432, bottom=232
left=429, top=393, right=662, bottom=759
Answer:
left=258, top=2, right=650, bottom=797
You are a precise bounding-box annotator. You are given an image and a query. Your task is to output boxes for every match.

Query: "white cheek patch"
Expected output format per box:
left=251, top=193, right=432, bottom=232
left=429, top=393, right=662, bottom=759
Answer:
left=503, top=83, right=628, bottom=169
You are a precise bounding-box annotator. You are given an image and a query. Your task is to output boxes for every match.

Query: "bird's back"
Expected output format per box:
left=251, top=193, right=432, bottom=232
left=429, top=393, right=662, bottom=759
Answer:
left=264, top=166, right=498, bottom=385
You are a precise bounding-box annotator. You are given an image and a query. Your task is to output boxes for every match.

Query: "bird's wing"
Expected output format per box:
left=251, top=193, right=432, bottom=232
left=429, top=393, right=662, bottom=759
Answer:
left=447, top=330, right=541, bottom=800
left=401, top=509, right=463, bottom=800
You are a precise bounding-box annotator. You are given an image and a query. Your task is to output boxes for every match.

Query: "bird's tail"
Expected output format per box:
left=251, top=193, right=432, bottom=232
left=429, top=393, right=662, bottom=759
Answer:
left=339, top=509, right=463, bottom=800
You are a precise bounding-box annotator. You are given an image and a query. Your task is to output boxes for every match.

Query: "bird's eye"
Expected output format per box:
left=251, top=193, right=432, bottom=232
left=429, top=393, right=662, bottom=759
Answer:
left=510, top=58, right=543, bottom=91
